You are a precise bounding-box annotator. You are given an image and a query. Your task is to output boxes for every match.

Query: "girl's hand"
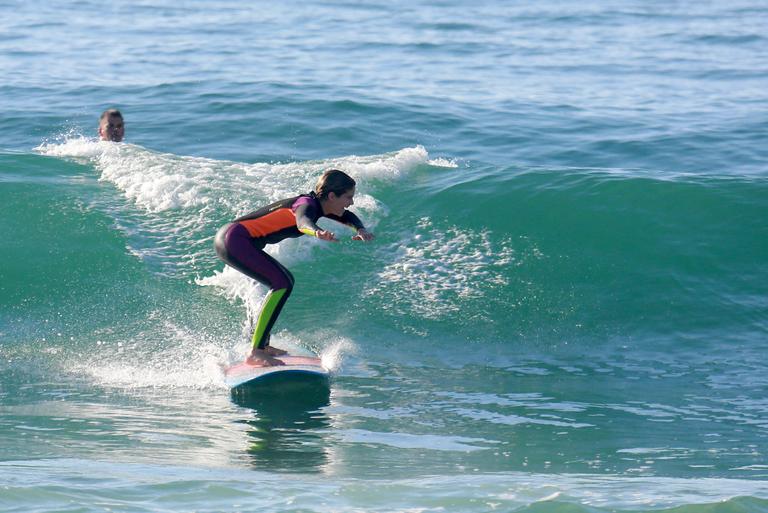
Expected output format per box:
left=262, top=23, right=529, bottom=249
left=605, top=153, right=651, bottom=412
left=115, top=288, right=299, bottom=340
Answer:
left=352, top=229, right=375, bottom=241
left=316, top=230, right=339, bottom=242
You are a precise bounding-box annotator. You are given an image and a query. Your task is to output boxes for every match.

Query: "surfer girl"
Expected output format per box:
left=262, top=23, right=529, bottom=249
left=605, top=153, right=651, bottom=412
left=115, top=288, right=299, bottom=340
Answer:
left=214, top=169, right=375, bottom=367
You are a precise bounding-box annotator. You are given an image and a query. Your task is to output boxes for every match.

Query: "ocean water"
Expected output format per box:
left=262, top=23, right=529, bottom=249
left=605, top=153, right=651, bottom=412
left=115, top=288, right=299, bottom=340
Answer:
left=2, top=1, right=768, bottom=512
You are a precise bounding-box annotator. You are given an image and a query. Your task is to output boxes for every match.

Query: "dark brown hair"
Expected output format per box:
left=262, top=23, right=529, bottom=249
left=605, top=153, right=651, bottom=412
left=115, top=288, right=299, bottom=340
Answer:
left=315, top=169, right=356, bottom=199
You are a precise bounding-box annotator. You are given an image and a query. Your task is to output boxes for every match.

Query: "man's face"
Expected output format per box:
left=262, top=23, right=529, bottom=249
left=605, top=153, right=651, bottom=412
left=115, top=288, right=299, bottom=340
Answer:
left=99, top=115, right=125, bottom=142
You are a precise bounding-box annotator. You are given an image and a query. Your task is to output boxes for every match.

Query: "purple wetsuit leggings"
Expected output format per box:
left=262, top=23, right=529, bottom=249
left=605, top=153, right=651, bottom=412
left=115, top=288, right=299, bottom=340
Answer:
left=214, top=223, right=294, bottom=349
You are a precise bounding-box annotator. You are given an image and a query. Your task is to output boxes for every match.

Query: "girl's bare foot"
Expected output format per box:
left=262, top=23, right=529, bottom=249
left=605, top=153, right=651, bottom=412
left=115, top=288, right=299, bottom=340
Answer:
left=246, top=349, right=285, bottom=367
left=265, top=346, right=288, bottom=356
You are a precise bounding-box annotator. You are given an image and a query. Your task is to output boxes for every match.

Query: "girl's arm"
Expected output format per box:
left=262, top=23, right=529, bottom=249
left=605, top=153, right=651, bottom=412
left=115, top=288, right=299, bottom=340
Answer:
left=295, top=202, right=339, bottom=241
left=326, top=210, right=375, bottom=240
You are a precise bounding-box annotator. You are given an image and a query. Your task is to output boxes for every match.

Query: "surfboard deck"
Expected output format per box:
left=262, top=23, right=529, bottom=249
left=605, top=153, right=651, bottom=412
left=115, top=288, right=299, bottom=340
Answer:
left=224, top=355, right=330, bottom=391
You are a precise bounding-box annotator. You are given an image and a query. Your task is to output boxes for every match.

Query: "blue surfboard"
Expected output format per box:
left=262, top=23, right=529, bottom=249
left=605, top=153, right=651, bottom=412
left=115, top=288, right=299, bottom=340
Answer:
left=225, top=355, right=330, bottom=392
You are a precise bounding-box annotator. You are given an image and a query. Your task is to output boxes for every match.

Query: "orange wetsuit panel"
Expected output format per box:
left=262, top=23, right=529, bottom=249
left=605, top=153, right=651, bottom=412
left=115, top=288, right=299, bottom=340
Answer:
left=238, top=208, right=296, bottom=238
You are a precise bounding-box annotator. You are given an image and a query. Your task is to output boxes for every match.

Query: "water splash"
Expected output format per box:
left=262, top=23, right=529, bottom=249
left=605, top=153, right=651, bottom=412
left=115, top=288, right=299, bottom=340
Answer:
left=319, top=337, right=358, bottom=372
left=366, top=216, right=517, bottom=320
left=69, top=318, right=231, bottom=390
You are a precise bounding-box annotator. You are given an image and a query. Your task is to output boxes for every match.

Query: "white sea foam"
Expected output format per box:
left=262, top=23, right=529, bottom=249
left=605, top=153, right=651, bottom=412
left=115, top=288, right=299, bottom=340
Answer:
left=71, top=320, right=353, bottom=390
left=427, top=157, right=459, bottom=168
left=38, top=137, right=425, bottom=219
left=325, top=145, right=430, bottom=183
left=72, top=318, right=231, bottom=390
left=38, top=136, right=427, bottom=279
left=319, top=336, right=358, bottom=372
left=39, top=140, right=429, bottom=216
left=366, top=217, right=515, bottom=320
left=36, top=136, right=108, bottom=159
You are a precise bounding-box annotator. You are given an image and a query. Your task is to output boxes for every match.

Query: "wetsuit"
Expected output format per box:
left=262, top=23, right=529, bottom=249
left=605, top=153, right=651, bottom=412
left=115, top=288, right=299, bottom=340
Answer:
left=214, top=192, right=365, bottom=350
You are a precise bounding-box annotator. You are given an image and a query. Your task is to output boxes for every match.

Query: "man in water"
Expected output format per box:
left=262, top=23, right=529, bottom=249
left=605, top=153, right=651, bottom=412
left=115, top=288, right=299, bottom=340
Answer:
left=99, top=109, right=125, bottom=142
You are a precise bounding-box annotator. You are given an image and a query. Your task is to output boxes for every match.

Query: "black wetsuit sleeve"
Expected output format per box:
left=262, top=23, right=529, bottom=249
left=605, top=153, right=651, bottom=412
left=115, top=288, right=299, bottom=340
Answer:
left=326, top=210, right=366, bottom=231
left=294, top=201, right=323, bottom=236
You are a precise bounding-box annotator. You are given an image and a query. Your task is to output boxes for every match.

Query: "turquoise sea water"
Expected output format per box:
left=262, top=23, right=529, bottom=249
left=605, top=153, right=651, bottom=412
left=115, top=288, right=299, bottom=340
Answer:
left=2, top=1, right=768, bottom=512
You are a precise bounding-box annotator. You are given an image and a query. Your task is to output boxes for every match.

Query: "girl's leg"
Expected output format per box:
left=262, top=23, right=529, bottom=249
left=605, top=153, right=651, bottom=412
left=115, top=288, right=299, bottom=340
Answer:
left=215, top=224, right=294, bottom=356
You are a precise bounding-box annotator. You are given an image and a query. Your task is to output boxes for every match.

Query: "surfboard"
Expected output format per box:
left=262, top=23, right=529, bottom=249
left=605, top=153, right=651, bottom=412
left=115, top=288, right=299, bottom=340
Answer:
left=224, top=355, right=330, bottom=392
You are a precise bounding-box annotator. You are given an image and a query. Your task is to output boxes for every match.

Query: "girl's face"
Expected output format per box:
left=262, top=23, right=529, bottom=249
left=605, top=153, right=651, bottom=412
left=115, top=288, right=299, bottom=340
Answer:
left=325, top=187, right=355, bottom=216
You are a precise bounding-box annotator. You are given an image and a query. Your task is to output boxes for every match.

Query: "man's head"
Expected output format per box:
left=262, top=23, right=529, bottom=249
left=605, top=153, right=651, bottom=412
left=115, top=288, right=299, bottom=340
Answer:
left=99, top=109, right=124, bottom=142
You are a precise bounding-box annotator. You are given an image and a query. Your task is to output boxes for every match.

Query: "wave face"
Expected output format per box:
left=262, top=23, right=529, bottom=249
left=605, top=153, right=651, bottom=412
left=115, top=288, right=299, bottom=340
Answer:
left=16, top=141, right=766, bottom=351
left=2, top=0, right=768, bottom=511
left=3, top=143, right=767, bottom=507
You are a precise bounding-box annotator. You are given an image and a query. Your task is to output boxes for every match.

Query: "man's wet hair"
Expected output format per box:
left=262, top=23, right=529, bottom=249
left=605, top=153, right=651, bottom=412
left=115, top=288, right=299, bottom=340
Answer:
left=100, top=109, right=123, bottom=121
